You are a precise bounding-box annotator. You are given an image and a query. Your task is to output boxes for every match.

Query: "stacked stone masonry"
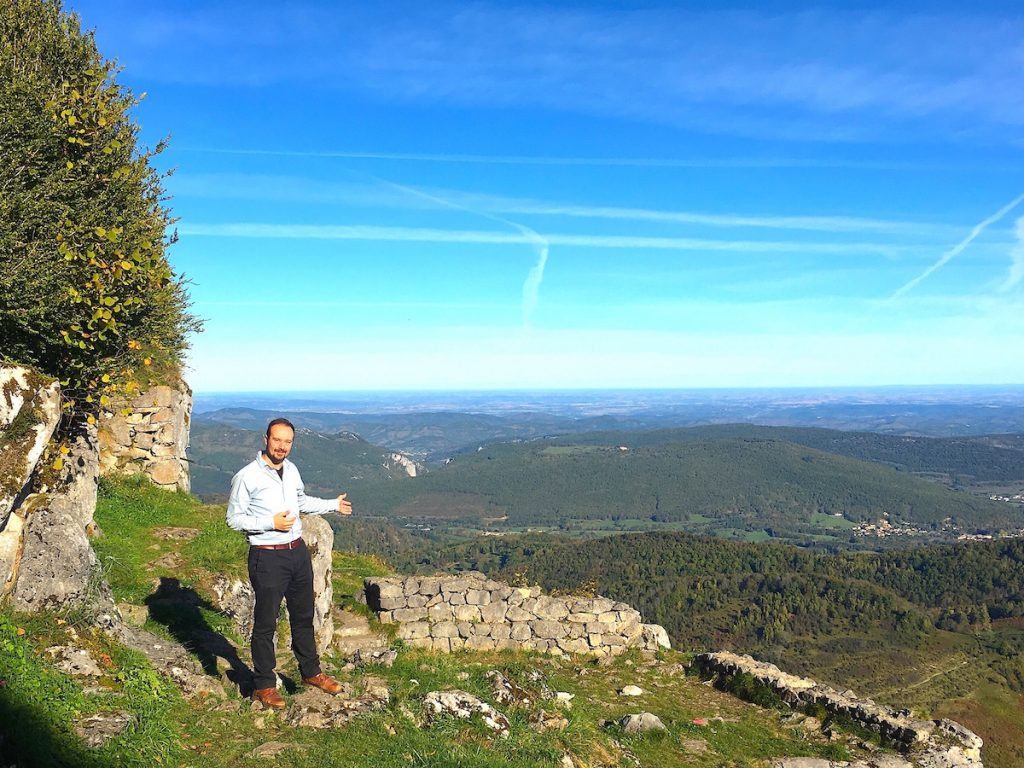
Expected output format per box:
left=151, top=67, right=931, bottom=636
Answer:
left=696, top=652, right=983, bottom=768
left=364, top=572, right=671, bottom=656
left=97, top=383, right=192, bottom=491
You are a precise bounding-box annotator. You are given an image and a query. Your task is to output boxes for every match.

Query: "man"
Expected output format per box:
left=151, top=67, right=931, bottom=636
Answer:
left=226, top=417, right=353, bottom=709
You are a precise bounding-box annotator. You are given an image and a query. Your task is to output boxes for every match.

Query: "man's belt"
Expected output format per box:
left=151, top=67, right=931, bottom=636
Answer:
left=251, top=539, right=303, bottom=550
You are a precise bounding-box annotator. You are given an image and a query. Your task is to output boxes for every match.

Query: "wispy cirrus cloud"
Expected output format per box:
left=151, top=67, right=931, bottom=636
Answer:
left=168, top=173, right=958, bottom=238
left=177, top=222, right=922, bottom=257
left=80, top=2, right=1024, bottom=143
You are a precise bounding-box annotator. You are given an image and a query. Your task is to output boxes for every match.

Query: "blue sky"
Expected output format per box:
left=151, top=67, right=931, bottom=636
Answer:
left=68, top=0, right=1024, bottom=391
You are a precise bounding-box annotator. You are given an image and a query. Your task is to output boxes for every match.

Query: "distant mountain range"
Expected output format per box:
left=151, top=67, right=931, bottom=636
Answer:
left=189, top=413, right=1024, bottom=546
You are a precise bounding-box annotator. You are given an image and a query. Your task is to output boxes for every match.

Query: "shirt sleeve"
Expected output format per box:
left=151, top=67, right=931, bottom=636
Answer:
left=226, top=472, right=277, bottom=533
left=295, top=471, right=339, bottom=515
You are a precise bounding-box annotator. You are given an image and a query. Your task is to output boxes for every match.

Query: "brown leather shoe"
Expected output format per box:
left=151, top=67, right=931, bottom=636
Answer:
left=302, top=671, right=343, bottom=695
left=252, top=686, right=286, bottom=709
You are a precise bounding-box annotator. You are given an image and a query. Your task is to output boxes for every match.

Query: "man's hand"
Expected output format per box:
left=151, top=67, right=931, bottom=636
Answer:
left=273, top=510, right=296, bottom=531
left=336, top=493, right=353, bottom=516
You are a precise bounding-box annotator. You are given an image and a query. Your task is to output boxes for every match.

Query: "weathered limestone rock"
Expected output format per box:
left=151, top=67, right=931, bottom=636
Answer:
left=332, top=608, right=388, bottom=656
left=1, top=366, right=61, bottom=525
left=488, top=670, right=535, bottom=707
left=11, top=426, right=112, bottom=613
left=620, top=712, right=666, bottom=733
left=301, top=514, right=334, bottom=655
left=106, top=618, right=224, bottom=700
left=74, top=711, right=133, bottom=748
left=641, top=623, right=671, bottom=649
left=283, top=677, right=389, bottom=729
left=46, top=645, right=105, bottom=677
left=0, top=367, right=62, bottom=594
left=210, top=575, right=256, bottom=639
left=422, top=690, right=510, bottom=736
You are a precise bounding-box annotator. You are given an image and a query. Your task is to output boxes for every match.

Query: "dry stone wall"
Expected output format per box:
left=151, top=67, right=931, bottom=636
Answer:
left=365, top=572, right=671, bottom=657
left=97, top=382, right=192, bottom=491
left=696, top=652, right=983, bottom=768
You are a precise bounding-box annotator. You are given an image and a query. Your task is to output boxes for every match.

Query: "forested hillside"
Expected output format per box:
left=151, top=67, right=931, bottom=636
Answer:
left=347, top=437, right=1020, bottom=539
left=370, top=529, right=1024, bottom=765
left=566, top=425, right=1024, bottom=482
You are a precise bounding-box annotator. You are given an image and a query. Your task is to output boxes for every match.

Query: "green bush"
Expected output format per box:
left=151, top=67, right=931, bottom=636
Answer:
left=0, top=0, right=199, bottom=412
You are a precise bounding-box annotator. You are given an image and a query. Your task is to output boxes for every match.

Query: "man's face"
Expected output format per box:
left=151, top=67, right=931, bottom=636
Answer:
left=264, top=424, right=294, bottom=465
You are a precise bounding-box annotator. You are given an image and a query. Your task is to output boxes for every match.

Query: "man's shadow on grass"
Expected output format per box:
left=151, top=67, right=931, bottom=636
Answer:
left=144, top=577, right=256, bottom=696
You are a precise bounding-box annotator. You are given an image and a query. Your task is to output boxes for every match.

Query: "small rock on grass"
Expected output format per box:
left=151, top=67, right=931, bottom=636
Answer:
left=249, top=741, right=308, bottom=758
left=620, top=712, right=666, bottom=734
left=74, top=711, right=132, bottom=748
left=422, top=690, right=510, bottom=736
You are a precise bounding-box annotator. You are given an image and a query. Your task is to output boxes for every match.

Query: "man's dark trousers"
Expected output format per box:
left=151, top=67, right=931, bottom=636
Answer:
left=248, top=540, right=321, bottom=690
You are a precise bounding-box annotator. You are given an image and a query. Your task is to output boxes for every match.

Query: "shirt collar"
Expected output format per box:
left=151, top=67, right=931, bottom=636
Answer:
left=256, top=451, right=288, bottom=474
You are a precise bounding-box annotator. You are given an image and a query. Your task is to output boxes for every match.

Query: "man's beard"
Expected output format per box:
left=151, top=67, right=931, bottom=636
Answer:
left=264, top=448, right=288, bottom=465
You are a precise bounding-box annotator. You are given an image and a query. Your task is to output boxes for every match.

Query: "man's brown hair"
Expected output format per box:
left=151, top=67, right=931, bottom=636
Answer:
left=265, top=417, right=295, bottom=438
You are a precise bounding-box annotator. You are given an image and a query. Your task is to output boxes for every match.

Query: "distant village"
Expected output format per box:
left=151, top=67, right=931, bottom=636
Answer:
left=851, top=509, right=1024, bottom=541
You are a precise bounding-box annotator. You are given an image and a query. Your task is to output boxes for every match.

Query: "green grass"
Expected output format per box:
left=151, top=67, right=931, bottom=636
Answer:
left=0, top=608, right=191, bottom=767
left=93, top=475, right=248, bottom=604
left=0, top=476, right=934, bottom=767
left=809, top=512, right=857, bottom=529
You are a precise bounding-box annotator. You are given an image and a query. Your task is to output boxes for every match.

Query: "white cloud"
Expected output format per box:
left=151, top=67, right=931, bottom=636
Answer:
left=80, top=2, right=1024, bottom=142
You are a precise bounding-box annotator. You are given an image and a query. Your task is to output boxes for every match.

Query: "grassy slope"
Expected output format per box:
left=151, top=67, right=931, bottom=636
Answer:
left=1, top=477, right=891, bottom=768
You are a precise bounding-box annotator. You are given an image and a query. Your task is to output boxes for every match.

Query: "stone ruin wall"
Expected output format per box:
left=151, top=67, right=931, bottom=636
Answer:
left=97, top=382, right=192, bottom=492
left=364, top=572, right=671, bottom=657
left=697, top=651, right=983, bottom=768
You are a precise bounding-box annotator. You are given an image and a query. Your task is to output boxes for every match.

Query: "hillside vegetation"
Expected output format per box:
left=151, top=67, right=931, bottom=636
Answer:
left=346, top=436, right=1020, bottom=543
left=0, top=478, right=889, bottom=767
left=388, top=530, right=1024, bottom=767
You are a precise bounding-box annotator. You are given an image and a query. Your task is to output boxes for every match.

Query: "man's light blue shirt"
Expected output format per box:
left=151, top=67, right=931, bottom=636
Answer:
left=226, top=452, right=337, bottom=545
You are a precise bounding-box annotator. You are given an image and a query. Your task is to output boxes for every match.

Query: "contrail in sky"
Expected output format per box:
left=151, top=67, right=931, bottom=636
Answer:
left=891, top=193, right=1024, bottom=298
left=176, top=146, right=1008, bottom=172
left=371, top=177, right=550, bottom=327
left=1002, top=216, right=1024, bottom=292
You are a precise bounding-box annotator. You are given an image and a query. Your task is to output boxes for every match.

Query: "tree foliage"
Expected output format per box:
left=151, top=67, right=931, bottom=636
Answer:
left=0, top=0, right=200, bottom=412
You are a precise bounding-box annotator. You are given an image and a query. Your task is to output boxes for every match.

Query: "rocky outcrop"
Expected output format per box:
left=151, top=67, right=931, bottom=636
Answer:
left=386, top=452, right=418, bottom=477
left=0, top=366, right=61, bottom=594
left=11, top=424, right=111, bottom=612
left=697, top=652, right=983, bottom=768
left=365, top=572, right=671, bottom=657
left=97, top=382, right=192, bottom=491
